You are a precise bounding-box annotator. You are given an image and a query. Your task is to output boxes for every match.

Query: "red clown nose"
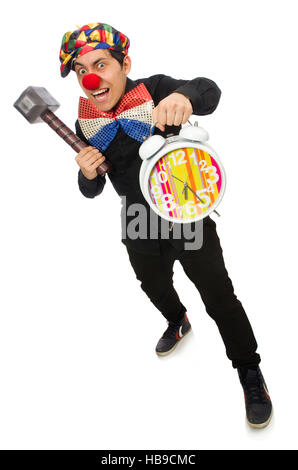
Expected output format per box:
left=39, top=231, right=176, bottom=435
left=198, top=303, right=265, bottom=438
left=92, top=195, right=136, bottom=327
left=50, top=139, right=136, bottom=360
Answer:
left=82, top=73, right=101, bottom=90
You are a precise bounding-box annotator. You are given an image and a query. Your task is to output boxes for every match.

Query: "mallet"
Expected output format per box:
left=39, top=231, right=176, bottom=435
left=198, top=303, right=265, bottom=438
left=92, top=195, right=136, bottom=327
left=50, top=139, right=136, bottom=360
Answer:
left=13, top=86, right=111, bottom=176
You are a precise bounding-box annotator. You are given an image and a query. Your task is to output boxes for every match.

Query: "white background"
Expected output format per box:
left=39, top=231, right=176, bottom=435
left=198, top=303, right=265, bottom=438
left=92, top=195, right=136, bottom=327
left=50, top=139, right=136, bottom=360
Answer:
left=1, top=0, right=297, bottom=450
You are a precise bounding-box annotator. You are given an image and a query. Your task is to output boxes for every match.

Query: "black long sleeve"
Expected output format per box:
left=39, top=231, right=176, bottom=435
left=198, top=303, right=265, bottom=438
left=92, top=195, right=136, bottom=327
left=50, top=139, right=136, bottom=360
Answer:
left=78, top=169, right=106, bottom=198
left=142, top=74, right=221, bottom=115
left=175, top=77, right=221, bottom=115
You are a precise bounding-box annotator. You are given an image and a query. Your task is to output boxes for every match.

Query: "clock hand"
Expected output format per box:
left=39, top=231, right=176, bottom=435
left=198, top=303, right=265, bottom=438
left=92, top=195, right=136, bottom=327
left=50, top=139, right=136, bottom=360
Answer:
left=171, top=170, right=205, bottom=205
left=182, top=164, right=195, bottom=200
left=171, top=172, right=189, bottom=199
left=185, top=183, right=220, bottom=217
left=184, top=184, right=204, bottom=203
left=171, top=172, right=220, bottom=215
left=170, top=172, right=185, bottom=185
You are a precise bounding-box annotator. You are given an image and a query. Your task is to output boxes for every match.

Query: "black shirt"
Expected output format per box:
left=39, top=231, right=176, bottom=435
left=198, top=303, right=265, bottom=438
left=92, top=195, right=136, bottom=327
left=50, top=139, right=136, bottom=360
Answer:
left=75, top=74, right=221, bottom=255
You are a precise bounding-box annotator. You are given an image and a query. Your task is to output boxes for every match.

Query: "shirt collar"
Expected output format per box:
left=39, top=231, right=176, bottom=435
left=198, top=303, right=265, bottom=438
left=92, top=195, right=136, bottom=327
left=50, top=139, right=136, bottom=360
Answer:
left=124, top=76, right=137, bottom=93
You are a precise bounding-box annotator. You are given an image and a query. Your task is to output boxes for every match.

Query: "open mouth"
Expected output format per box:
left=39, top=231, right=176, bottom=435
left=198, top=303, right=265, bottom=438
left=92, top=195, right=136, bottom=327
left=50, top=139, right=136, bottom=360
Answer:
left=92, top=88, right=110, bottom=101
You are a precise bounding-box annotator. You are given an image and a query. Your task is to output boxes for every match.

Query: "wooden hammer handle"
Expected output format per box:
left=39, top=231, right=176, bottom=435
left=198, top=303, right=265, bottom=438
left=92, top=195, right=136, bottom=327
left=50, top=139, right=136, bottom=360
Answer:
left=42, top=109, right=112, bottom=176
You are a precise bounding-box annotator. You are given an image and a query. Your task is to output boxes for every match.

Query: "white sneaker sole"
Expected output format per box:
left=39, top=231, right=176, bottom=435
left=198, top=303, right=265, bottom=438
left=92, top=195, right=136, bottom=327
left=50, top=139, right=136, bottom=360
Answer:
left=247, top=407, right=273, bottom=429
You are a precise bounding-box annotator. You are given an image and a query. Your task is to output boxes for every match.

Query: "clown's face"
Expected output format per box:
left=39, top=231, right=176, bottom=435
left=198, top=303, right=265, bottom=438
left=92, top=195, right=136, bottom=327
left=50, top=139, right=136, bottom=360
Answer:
left=74, top=49, right=131, bottom=112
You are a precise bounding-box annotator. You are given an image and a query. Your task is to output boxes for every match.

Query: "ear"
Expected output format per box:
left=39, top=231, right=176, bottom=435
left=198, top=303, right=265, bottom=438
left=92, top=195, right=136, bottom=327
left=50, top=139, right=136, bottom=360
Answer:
left=123, top=55, right=132, bottom=75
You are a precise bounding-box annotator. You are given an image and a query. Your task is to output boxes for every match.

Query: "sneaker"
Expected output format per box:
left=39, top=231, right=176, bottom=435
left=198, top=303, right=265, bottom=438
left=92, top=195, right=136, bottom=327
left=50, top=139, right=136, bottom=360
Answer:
left=155, top=312, right=191, bottom=356
left=237, top=366, right=273, bottom=429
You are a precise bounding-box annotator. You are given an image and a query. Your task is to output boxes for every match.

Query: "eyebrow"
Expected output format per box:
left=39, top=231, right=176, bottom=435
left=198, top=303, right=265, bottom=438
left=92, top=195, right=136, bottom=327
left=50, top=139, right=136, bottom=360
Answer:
left=74, top=58, right=107, bottom=68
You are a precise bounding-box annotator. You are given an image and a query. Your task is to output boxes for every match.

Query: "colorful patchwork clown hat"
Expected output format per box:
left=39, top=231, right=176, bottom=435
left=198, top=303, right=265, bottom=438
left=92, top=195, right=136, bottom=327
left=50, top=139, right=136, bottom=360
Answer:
left=59, top=22, right=130, bottom=78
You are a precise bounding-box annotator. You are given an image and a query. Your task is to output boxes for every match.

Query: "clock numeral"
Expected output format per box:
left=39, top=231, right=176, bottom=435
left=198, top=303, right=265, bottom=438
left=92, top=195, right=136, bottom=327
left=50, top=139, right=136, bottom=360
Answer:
left=199, top=160, right=208, bottom=171
left=199, top=160, right=219, bottom=184
left=183, top=190, right=211, bottom=214
left=176, top=206, right=183, bottom=217
left=167, top=150, right=187, bottom=166
left=151, top=186, right=161, bottom=199
left=189, top=152, right=198, bottom=165
left=206, top=166, right=219, bottom=184
left=151, top=171, right=168, bottom=185
left=161, top=194, right=176, bottom=211
left=196, top=189, right=210, bottom=208
left=159, top=161, right=171, bottom=171
left=184, top=200, right=197, bottom=216
left=177, top=150, right=187, bottom=165
left=207, top=183, right=215, bottom=193
left=158, top=171, right=168, bottom=183
left=167, top=152, right=177, bottom=166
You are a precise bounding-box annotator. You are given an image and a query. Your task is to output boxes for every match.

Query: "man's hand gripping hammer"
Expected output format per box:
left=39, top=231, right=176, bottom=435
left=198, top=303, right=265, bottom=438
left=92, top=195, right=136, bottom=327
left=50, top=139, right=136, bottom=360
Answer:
left=13, top=86, right=111, bottom=176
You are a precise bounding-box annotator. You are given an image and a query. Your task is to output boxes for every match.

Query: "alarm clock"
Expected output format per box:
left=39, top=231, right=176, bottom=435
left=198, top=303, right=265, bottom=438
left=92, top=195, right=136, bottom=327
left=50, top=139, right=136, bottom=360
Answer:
left=138, top=122, right=226, bottom=224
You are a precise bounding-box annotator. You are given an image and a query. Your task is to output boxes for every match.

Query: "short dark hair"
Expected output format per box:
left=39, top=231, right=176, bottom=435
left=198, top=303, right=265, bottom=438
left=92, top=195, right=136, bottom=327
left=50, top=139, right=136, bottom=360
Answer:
left=109, top=49, right=125, bottom=67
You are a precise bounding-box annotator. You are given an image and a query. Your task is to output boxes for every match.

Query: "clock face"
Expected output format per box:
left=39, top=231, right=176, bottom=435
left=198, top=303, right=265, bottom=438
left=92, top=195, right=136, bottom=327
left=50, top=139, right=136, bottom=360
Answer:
left=148, top=146, right=224, bottom=222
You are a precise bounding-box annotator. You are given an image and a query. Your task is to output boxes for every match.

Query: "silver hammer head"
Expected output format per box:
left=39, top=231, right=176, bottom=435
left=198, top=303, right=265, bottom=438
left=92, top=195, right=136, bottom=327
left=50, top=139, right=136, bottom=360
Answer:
left=14, top=86, right=60, bottom=123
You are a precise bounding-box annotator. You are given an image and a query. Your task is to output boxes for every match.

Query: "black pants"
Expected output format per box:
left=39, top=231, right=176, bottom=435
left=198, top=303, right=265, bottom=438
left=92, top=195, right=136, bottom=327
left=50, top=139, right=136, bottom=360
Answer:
left=125, top=219, right=261, bottom=369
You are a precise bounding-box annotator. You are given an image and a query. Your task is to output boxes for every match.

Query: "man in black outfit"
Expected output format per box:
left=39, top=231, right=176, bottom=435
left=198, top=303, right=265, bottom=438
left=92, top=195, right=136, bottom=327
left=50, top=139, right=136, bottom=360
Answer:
left=59, top=22, right=273, bottom=428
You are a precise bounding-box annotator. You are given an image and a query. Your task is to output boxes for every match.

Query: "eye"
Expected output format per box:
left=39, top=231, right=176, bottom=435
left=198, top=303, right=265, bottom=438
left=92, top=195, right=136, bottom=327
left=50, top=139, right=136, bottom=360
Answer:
left=97, top=62, right=105, bottom=69
left=78, top=68, right=87, bottom=75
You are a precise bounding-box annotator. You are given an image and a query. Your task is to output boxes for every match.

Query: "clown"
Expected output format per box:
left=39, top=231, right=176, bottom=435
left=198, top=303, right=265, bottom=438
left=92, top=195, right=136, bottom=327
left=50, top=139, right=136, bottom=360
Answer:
left=59, top=22, right=273, bottom=429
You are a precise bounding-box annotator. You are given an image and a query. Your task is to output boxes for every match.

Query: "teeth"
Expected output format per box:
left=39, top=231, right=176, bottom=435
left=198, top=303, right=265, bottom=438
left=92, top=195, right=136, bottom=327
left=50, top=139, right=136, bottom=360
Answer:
left=93, top=88, right=108, bottom=96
